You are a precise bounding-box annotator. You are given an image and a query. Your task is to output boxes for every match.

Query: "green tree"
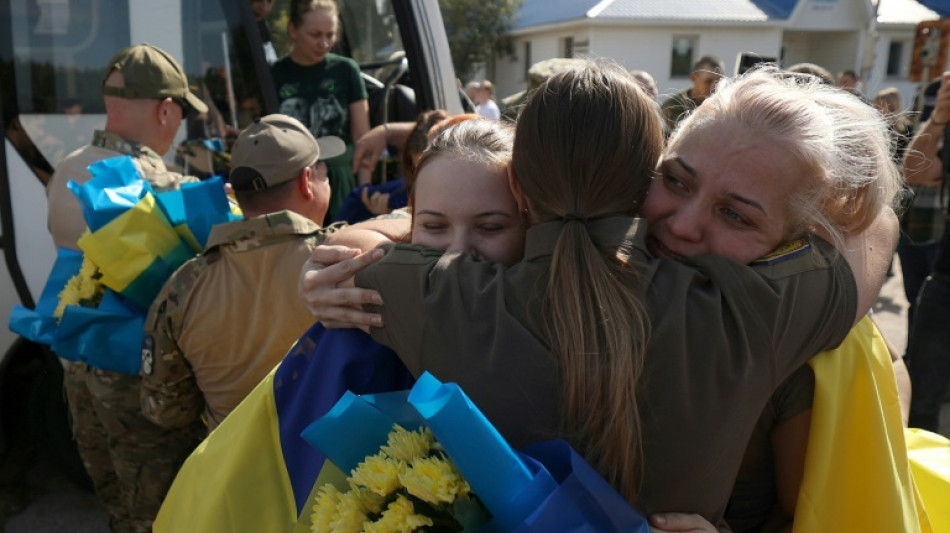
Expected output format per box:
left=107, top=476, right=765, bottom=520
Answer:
left=439, top=0, right=521, bottom=81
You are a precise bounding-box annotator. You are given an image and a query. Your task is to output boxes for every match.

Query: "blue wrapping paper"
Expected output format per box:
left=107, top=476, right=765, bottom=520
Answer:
left=52, top=290, right=144, bottom=374
left=67, top=156, right=152, bottom=232
left=8, top=248, right=83, bottom=344
left=408, top=372, right=554, bottom=528
left=155, top=176, right=236, bottom=249
left=301, top=390, right=424, bottom=473
left=509, top=440, right=651, bottom=533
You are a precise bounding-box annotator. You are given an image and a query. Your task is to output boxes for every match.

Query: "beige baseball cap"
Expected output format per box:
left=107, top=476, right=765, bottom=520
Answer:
left=229, top=114, right=346, bottom=192
left=102, top=43, right=208, bottom=115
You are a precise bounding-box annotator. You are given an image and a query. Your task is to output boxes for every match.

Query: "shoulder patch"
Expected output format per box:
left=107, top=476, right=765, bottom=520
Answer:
left=142, top=336, right=155, bottom=375
left=751, top=239, right=811, bottom=266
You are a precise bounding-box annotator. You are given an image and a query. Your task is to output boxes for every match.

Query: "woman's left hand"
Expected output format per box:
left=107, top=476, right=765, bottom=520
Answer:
left=650, top=513, right=725, bottom=533
left=299, top=245, right=385, bottom=331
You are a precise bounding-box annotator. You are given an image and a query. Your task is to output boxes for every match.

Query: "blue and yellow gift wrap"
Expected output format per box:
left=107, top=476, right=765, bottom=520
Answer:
left=8, top=155, right=235, bottom=374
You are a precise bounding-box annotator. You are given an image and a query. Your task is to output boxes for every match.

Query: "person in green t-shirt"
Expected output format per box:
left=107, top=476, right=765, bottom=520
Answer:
left=272, top=0, right=370, bottom=222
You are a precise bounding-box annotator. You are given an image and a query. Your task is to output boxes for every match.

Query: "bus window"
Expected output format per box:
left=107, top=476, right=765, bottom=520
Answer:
left=8, top=0, right=132, bottom=174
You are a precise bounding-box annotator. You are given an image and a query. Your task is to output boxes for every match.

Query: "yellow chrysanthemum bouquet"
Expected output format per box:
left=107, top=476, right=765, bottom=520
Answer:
left=311, top=424, right=482, bottom=532
left=297, top=372, right=651, bottom=533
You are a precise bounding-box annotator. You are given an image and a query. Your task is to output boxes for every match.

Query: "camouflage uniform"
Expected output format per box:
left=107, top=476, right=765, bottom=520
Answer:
left=47, top=130, right=191, bottom=250
left=49, top=130, right=205, bottom=533
left=141, top=211, right=334, bottom=433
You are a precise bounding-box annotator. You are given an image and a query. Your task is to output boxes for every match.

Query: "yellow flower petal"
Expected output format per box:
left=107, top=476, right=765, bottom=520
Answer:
left=350, top=452, right=405, bottom=497
left=331, top=488, right=372, bottom=533
left=310, top=485, right=343, bottom=533
left=399, top=455, right=470, bottom=504
left=363, top=494, right=433, bottom=533
left=381, top=425, right=433, bottom=463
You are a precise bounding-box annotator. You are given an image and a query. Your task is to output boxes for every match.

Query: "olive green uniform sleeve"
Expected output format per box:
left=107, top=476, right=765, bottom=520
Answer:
left=140, top=257, right=205, bottom=429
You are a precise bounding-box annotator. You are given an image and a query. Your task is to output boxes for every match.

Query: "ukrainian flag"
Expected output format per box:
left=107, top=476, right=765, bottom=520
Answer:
left=796, top=317, right=932, bottom=531
left=154, top=323, right=414, bottom=532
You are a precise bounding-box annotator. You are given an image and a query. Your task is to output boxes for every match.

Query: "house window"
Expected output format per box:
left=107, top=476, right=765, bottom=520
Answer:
left=574, top=39, right=590, bottom=57
left=523, top=41, right=532, bottom=80
left=561, top=36, right=574, bottom=58
left=887, top=40, right=904, bottom=77
left=671, top=35, right=698, bottom=77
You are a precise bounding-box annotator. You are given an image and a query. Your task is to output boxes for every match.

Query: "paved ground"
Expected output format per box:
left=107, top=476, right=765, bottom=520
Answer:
left=1, top=258, right=947, bottom=531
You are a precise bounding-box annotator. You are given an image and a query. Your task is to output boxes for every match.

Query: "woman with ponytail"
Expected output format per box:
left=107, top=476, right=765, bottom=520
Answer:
left=302, top=61, right=899, bottom=524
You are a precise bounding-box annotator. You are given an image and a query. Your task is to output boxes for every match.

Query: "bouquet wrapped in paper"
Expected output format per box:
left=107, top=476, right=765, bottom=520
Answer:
left=298, top=372, right=650, bottom=533
left=9, top=155, right=236, bottom=373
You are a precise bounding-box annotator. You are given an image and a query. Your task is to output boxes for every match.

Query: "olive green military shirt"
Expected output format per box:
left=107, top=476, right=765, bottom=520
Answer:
left=660, top=88, right=700, bottom=136
left=141, top=211, right=335, bottom=433
left=355, top=216, right=856, bottom=524
left=47, top=130, right=194, bottom=250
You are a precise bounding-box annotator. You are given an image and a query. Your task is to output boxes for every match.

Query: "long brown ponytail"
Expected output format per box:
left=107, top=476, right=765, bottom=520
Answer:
left=512, top=61, right=663, bottom=502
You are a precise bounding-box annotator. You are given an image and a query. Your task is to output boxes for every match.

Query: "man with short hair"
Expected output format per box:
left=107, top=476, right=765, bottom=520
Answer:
left=46, top=43, right=209, bottom=533
left=464, top=80, right=482, bottom=107
left=660, top=55, right=725, bottom=134
left=475, top=80, right=501, bottom=120
left=141, top=114, right=344, bottom=435
left=837, top=69, right=860, bottom=94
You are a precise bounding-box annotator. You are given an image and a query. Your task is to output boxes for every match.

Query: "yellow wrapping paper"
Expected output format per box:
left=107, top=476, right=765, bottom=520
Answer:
left=77, top=193, right=184, bottom=293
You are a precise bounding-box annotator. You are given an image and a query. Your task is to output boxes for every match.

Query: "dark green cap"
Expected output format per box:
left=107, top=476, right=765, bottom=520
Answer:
left=102, top=43, right=208, bottom=114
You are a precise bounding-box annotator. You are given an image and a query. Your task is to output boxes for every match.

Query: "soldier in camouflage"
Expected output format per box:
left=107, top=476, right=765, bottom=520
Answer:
left=45, top=44, right=210, bottom=532
left=141, top=115, right=344, bottom=435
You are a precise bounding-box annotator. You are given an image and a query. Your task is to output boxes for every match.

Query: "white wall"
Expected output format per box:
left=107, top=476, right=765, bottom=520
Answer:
left=495, top=27, right=579, bottom=99
left=783, top=30, right=860, bottom=73
left=868, top=26, right=928, bottom=115
left=495, top=0, right=926, bottom=114
left=792, top=0, right=870, bottom=30
left=495, top=25, right=784, bottom=102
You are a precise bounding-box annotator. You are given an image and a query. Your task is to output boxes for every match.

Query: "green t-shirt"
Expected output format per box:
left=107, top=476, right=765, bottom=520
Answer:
left=271, top=53, right=368, bottom=144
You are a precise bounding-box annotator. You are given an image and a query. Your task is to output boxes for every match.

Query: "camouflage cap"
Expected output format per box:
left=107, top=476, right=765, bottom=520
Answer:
left=102, top=43, right=208, bottom=114
left=229, top=114, right=345, bottom=192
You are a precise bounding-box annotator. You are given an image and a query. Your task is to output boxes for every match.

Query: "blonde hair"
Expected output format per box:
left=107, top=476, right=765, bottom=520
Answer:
left=410, top=118, right=513, bottom=210
left=513, top=61, right=663, bottom=502
left=873, top=87, right=902, bottom=116
left=669, top=66, right=902, bottom=248
left=289, top=0, right=338, bottom=29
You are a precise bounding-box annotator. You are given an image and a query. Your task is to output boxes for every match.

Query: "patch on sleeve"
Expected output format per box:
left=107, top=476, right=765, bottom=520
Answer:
left=141, top=336, right=154, bottom=375
left=751, top=239, right=811, bottom=266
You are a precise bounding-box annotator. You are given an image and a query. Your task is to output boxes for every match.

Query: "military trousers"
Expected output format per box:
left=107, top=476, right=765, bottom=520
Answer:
left=63, top=361, right=203, bottom=533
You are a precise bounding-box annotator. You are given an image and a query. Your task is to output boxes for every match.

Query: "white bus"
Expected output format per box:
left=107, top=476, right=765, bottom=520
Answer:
left=0, top=0, right=463, bottom=486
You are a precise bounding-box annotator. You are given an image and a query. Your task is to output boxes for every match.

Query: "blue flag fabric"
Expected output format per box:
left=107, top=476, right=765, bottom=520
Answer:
left=154, top=323, right=415, bottom=532
left=271, top=323, right=414, bottom=513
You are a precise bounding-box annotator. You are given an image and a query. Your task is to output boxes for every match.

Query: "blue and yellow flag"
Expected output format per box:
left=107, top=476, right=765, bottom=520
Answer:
left=795, top=317, right=932, bottom=532
left=154, top=323, right=414, bottom=532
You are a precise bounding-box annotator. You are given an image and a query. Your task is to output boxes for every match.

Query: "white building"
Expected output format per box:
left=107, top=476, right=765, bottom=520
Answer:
left=489, top=0, right=946, bottom=109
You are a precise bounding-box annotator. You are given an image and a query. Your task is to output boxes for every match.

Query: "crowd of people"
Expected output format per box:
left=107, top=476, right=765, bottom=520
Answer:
left=36, top=0, right=950, bottom=530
